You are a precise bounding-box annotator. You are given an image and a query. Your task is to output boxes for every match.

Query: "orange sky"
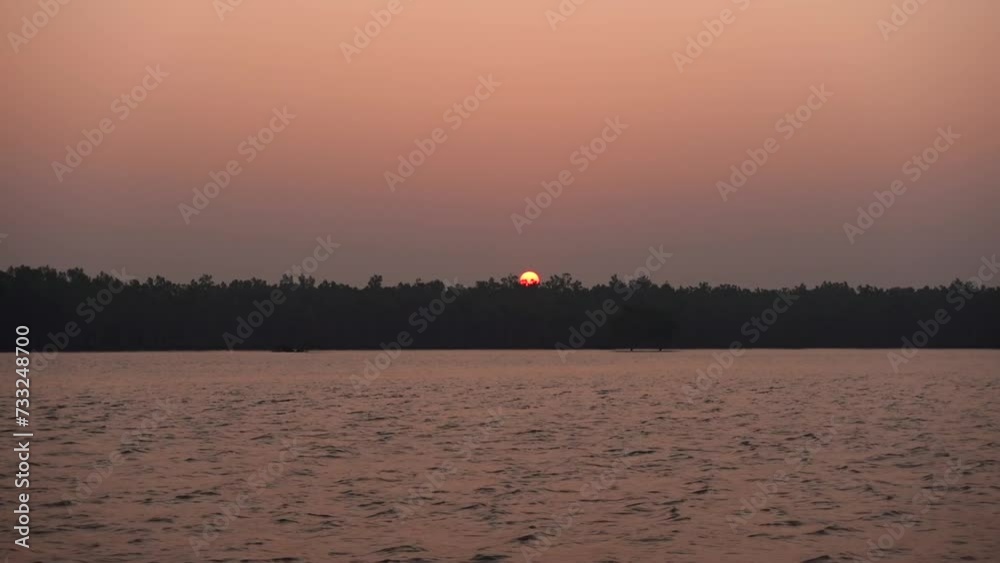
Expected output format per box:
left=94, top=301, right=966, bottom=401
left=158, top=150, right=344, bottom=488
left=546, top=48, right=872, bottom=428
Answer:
left=2, top=0, right=996, bottom=287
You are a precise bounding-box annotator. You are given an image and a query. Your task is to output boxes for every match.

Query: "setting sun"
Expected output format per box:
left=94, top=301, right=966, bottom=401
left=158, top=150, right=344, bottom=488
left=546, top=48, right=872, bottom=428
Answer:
left=519, top=271, right=540, bottom=287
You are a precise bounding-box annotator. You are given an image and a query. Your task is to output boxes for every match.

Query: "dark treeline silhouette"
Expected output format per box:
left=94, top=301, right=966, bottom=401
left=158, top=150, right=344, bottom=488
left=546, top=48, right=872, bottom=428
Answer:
left=2, top=266, right=998, bottom=352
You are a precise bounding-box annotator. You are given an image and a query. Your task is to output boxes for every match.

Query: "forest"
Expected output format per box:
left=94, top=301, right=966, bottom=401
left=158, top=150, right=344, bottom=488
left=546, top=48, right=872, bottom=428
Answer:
left=2, top=266, right=997, bottom=352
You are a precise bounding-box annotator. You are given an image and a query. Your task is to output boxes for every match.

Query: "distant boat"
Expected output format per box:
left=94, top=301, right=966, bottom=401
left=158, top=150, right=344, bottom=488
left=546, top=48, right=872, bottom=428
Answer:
left=271, top=347, right=308, bottom=353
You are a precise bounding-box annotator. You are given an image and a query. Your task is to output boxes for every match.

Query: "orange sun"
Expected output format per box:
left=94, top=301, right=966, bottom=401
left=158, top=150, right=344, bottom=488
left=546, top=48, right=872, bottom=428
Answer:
left=519, top=271, right=540, bottom=287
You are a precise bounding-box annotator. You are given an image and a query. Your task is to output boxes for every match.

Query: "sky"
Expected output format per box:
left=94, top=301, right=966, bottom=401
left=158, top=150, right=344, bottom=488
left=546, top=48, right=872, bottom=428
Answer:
left=2, top=0, right=997, bottom=288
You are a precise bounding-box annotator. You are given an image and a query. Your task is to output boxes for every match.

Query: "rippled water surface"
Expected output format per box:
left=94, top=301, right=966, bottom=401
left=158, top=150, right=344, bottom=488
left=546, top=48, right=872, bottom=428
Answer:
left=3, top=350, right=999, bottom=562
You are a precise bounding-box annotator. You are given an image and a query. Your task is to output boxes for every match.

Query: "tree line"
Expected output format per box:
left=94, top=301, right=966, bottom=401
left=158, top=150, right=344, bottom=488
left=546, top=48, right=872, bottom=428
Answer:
left=1, top=266, right=997, bottom=352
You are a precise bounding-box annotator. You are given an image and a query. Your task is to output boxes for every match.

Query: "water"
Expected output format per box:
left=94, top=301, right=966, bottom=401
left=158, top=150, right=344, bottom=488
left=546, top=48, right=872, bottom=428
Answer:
left=3, top=350, right=998, bottom=562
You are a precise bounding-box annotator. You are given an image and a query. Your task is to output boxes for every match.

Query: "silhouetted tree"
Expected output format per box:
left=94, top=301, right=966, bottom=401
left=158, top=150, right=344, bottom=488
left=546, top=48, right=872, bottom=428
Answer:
left=1, top=266, right=997, bottom=351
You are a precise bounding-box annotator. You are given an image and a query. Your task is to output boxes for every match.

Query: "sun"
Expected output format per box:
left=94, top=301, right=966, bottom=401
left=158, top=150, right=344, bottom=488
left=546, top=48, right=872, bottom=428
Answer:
left=519, top=271, right=540, bottom=287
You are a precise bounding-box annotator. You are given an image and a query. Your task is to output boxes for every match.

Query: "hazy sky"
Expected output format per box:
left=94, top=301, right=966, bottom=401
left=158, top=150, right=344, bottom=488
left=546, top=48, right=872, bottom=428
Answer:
left=2, top=0, right=996, bottom=287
